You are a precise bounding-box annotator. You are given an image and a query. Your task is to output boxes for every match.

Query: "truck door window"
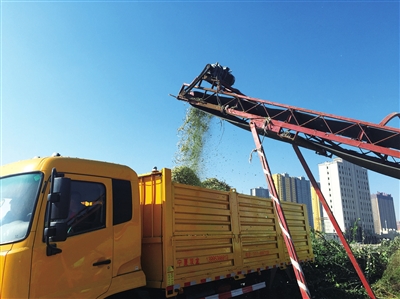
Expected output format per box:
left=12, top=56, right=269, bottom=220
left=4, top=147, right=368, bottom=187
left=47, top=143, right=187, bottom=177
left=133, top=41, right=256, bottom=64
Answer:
left=112, top=179, right=132, bottom=225
left=67, top=181, right=106, bottom=235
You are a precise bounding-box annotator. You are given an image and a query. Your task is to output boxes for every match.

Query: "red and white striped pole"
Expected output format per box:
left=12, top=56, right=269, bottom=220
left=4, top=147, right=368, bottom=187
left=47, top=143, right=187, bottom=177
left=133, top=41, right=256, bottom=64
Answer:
left=293, top=145, right=377, bottom=299
left=249, top=122, right=311, bottom=299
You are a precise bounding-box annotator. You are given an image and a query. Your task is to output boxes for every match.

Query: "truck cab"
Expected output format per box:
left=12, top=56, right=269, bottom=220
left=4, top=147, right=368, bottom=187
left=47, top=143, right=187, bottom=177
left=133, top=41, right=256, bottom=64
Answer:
left=0, top=156, right=146, bottom=298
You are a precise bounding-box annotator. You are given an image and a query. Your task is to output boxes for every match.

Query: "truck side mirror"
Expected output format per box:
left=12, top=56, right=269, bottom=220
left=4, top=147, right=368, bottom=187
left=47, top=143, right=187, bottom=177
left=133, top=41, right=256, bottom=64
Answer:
left=45, top=168, right=71, bottom=256
left=44, top=222, right=68, bottom=242
left=48, top=177, right=71, bottom=220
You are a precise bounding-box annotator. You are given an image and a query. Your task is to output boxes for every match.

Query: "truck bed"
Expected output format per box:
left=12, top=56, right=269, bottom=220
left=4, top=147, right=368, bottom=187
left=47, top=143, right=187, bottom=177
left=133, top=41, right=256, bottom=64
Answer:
left=139, top=169, right=313, bottom=297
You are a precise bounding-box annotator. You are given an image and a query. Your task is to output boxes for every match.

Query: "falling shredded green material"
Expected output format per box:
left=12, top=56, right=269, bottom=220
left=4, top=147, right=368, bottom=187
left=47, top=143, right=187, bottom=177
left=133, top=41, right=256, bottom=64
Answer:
left=175, top=106, right=213, bottom=176
left=174, top=105, right=232, bottom=190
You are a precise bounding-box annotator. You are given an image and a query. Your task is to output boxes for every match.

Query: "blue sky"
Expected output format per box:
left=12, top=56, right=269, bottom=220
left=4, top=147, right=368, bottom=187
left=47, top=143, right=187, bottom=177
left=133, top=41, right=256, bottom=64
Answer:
left=1, top=1, right=399, bottom=220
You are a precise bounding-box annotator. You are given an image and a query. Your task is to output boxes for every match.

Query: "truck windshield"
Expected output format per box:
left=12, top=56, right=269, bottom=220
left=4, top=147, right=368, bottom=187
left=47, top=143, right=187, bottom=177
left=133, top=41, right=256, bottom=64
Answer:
left=0, top=172, right=43, bottom=245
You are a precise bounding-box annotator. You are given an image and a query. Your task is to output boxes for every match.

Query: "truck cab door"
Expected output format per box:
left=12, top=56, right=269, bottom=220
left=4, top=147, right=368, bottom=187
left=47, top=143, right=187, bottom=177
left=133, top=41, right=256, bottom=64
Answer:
left=30, top=174, right=113, bottom=299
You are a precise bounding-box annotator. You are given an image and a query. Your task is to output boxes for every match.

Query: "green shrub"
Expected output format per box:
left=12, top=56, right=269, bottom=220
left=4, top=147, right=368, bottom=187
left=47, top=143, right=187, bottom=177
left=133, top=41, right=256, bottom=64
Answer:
left=373, top=246, right=400, bottom=298
left=296, top=233, right=400, bottom=299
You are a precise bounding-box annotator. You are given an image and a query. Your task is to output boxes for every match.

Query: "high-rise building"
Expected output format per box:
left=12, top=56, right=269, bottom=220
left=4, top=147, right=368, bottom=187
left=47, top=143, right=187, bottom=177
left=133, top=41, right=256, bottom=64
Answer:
left=272, top=173, right=297, bottom=202
left=311, top=183, right=324, bottom=232
left=272, top=173, right=313, bottom=228
left=296, top=177, right=314, bottom=228
left=250, top=187, right=269, bottom=198
left=370, top=192, right=397, bottom=234
left=318, top=158, right=374, bottom=238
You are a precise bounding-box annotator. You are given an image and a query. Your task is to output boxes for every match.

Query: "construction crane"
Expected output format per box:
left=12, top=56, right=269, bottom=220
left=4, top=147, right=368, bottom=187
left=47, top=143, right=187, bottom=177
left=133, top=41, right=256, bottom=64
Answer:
left=174, top=63, right=400, bottom=299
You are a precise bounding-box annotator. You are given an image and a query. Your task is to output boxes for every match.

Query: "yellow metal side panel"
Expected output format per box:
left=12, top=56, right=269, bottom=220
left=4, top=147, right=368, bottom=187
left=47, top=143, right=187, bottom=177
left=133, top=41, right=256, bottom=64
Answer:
left=236, top=194, right=285, bottom=269
left=281, top=202, right=314, bottom=263
left=172, top=184, right=236, bottom=283
left=311, top=187, right=323, bottom=232
left=139, top=169, right=313, bottom=294
left=228, top=192, right=243, bottom=270
left=162, top=169, right=175, bottom=291
left=139, top=172, right=164, bottom=286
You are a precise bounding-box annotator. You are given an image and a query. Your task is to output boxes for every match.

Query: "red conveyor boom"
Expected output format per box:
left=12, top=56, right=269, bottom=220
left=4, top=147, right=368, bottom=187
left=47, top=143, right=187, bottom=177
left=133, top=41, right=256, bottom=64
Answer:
left=176, top=64, right=400, bottom=179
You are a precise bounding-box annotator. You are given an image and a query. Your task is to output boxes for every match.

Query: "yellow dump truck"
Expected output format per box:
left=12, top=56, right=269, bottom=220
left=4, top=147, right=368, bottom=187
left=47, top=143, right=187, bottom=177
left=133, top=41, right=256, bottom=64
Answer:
left=0, top=155, right=313, bottom=298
